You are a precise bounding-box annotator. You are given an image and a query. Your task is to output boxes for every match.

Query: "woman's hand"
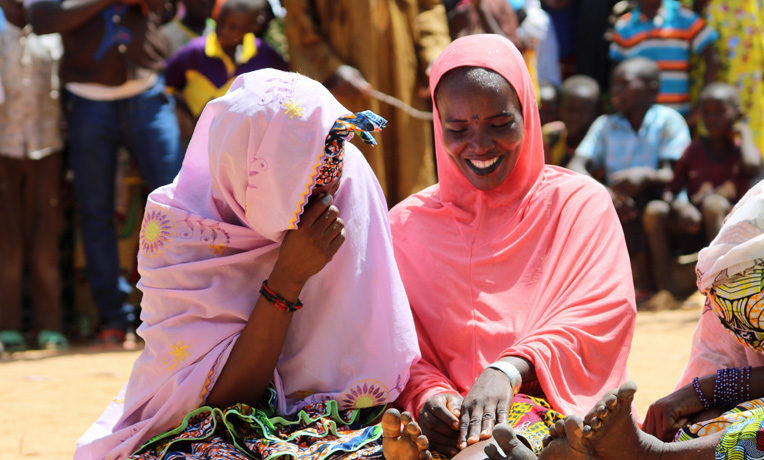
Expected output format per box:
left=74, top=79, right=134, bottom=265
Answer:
left=458, top=368, right=514, bottom=450
left=269, top=193, right=346, bottom=298
left=643, top=383, right=707, bottom=441
left=419, top=393, right=463, bottom=457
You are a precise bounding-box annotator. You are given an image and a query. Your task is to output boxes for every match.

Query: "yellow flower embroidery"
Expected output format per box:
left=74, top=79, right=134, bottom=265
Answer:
left=209, top=244, right=228, bottom=256
left=283, top=98, right=304, bottom=119
left=140, top=208, right=175, bottom=257
left=165, top=340, right=190, bottom=370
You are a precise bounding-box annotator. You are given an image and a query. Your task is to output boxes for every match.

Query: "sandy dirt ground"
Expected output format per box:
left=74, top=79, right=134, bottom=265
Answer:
left=0, top=301, right=705, bottom=459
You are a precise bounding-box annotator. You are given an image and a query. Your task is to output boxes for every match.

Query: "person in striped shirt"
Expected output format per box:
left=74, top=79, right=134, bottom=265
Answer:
left=609, top=0, right=719, bottom=118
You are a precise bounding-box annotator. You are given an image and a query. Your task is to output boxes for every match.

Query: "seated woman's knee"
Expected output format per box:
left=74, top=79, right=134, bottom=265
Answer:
left=642, top=200, right=670, bottom=231
left=700, top=193, right=731, bottom=220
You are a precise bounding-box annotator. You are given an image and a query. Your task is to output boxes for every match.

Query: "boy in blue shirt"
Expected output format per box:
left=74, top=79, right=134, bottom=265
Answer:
left=569, top=57, right=690, bottom=307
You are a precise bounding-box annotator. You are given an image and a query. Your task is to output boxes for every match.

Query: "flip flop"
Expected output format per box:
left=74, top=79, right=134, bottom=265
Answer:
left=37, top=330, right=70, bottom=350
left=0, top=330, right=27, bottom=352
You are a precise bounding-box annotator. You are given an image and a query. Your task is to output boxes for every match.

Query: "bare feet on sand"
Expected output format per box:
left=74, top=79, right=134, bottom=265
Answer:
left=482, top=419, right=590, bottom=460
left=382, top=408, right=433, bottom=460
left=582, top=381, right=663, bottom=460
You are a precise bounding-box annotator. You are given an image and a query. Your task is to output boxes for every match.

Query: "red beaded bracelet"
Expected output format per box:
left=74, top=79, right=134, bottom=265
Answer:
left=260, top=280, right=303, bottom=312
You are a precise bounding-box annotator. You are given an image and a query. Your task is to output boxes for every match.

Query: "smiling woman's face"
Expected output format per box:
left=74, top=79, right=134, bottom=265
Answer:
left=435, top=67, right=524, bottom=191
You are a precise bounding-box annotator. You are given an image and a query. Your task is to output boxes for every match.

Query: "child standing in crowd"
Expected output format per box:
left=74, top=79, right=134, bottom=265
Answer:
left=161, top=0, right=216, bottom=57
left=542, top=74, right=600, bottom=167
left=692, top=0, right=764, bottom=160
left=568, top=57, right=690, bottom=306
left=610, top=0, right=719, bottom=118
left=0, top=1, right=67, bottom=351
left=165, top=0, right=288, bottom=120
left=642, top=82, right=761, bottom=307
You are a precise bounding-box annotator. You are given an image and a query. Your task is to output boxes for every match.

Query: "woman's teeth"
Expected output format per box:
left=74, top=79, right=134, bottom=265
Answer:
left=468, top=157, right=499, bottom=169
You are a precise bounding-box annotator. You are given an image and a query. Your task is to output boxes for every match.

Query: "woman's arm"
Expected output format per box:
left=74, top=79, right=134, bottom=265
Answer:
left=206, top=193, right=346, bottom=408
left=644, top=365, right=764, bottom=441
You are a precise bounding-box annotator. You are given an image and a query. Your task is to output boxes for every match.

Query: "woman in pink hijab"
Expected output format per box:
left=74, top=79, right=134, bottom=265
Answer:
left=390, top=34, right=637, bottom=457
left=73, top=69, right=427, bottom=460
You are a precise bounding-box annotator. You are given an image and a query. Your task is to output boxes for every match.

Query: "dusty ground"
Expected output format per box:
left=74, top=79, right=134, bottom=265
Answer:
left=0, top=300, right=704, bottom=460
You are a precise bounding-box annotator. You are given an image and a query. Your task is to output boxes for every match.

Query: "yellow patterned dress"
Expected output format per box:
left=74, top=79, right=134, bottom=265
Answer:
left=689, top=0, right=764, bottom=157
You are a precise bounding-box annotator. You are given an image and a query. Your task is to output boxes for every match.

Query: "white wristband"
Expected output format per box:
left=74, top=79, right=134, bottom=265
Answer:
left=487, top=361, right=522, bottom=394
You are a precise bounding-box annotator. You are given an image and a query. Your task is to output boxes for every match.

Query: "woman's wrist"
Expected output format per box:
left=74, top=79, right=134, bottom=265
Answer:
left=266, top=269, right=305, bottom=303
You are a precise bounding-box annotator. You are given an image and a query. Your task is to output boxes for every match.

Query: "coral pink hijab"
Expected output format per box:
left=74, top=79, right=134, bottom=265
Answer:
left=75, top=69, right=419, bottom=459
left=391, top=35, right=636, bottom=417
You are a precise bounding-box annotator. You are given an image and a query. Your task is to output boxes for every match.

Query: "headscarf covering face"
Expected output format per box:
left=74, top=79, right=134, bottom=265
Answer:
left=392, top=35, right=635, bottom=417
left=697, top=181, right=764, bottom=352
left=75, top=69, right=419, bottom=459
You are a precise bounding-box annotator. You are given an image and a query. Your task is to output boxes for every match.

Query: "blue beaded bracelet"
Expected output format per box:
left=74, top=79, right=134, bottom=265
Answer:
left=692, top=377, right=711, bottom=410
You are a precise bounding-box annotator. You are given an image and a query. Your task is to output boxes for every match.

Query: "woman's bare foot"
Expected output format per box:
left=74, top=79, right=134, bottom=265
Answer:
left=483, top=424, right=537, bottom=460
left=582, top=381, right=664, bottom=460
left=382, top=408, right=432, bottom=460
left=539, top=416, right=591, bottom=460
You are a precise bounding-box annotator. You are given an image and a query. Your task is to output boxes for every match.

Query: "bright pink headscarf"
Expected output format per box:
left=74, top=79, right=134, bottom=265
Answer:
left=391, top=35, right=636, bottom=417
left=75, top=69, right=420, bottom=459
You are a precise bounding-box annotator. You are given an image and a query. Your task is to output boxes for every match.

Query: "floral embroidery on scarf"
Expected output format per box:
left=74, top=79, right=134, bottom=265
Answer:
left=164, top=340, right=191, bottom=371
left=176, top=213, right=231, bottom=256
left=283, top=98, right=304, bottom=119
left=338, top=380, right=390, bottom=409
left=140, top=208, right=175, bottom=257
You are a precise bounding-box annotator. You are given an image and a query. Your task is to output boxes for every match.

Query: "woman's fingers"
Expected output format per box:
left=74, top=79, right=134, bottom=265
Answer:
left=429, top=397, right=460, bottom=430
left=420, top=411, right=458, bottom=436
left=496, top=398, right=510, bottom=426
left=313, top=204, right=340, bottom=232
left=300, top=194, right=333, bottom=228
left=459, top=404, right=485, bottom=448
left=326, top=229, right=346, bottom=256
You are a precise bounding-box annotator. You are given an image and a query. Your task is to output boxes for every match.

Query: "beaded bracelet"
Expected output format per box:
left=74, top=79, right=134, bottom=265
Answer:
left=692, top=377, right=711, bottom=410
left=260, top=280, right=303, bottom=312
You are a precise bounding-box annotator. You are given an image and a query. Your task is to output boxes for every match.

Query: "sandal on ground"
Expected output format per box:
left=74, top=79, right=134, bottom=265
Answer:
left=0, top=330, right=27, bottom=352
left=93, top=328, right=126, bottom=348
left=37, top=330, right=70, bottom=350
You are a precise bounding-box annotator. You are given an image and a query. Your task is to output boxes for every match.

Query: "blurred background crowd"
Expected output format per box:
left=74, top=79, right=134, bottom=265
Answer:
left=0, top=0, right=761, bottom=351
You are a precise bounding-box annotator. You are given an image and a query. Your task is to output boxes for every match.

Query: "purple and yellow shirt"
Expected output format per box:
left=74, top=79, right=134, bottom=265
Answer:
left=165, top=33, right=288, bottom=116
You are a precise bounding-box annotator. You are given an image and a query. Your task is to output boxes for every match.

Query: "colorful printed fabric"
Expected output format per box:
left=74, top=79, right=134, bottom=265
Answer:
left=675, top=398, right=764, bottom=442
left=674, top=400, right=764, bottom=459
left=130, top=388, right=386, bottom=460
left=317, top=111, right=387, bottom=186
left=714, top=405, right=764, bottom=459
left=685, top=0, right=764, bottom=158
left=430, top=395, right=562, bottom=458
left=610, top=0, right=718, bottom=114
left=707, top=262, right=764, bottom=352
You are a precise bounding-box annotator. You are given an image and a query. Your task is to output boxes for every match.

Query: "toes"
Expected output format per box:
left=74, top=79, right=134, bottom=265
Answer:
left=563, top=415, right=584, bottom=440
left=400, top=411, right=414, bottom=425
left=617, top=381, right=638, bottom=403
left=382, top=409, right=402, bottom=438
left=549, top=420, right=565, bottom=439
left=415, top=434, right=429, bottom=451
left=419, top=449, right=433, bottom=460
left=484, top=442, right=506, bottom=460
left=589, top=416, right=602, bottom=431
left=492, top=423, right=519, bottom=453
left=404, top=420, right=422, bottom=439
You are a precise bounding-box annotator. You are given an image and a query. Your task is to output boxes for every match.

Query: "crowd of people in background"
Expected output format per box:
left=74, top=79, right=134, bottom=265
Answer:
left=0, top=0, right=761, bottom=351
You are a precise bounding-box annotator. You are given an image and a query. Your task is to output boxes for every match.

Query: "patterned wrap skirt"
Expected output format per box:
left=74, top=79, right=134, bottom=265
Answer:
left=128, top=391, right=562, bottom=459
left=675, top=398, right=764, bottom=459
